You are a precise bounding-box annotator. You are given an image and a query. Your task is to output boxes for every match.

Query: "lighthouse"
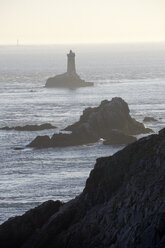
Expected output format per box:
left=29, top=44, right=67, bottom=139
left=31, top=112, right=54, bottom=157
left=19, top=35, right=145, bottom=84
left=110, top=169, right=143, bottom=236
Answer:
left=45, top=50, right=93, bottom=88
left=67, top=50, right=76, bottom=74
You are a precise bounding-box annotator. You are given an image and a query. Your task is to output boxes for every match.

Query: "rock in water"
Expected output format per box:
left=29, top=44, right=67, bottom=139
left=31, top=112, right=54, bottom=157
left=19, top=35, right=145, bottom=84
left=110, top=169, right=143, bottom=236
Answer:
left=65, top=98, right=152, bottom=136
left=45, top=50, right=93, bottom=88
left=45, top=72, right=93, bottom=88
left=28, top=97, right=152, bottom=148
left=29, top=135, right=51, bottom=148
left=143, top=116, right=157, bottom=122
left=1, top=128, right=165, bottom=248
left=0, top=123, right=56, bottom=131
left=103, top=130, right=137, bottom=145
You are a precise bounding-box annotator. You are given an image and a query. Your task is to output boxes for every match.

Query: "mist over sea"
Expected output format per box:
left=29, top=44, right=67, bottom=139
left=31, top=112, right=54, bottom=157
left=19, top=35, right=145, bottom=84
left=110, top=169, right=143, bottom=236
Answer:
left=0, top=43, right=165, bottom=224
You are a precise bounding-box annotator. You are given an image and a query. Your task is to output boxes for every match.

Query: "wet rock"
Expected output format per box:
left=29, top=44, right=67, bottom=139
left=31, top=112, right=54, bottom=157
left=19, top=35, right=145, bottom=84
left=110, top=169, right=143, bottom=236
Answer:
left=0, top=123, right=56, bottom=131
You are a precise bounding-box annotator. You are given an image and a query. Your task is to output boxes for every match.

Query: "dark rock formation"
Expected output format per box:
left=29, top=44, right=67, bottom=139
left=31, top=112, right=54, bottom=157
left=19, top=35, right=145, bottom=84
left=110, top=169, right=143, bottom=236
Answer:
left=0, top=123, right=56, bottom=131
left=0, top=200, right=63, bottom=248
left=103, top=130, right=137, bottom=145
left=45, top=50, right=93, bottom=88
left=14, top=147, right=24, bottom=150
left=65, top=98, right=152, bottom=136
left=1, top=128, right=165, bottom=248
left=28, top=97, right=152, bottom=148
left=143, top=116, right=157, bottom=122
left=28, top=135, right=52, bottom=148
left=28, top=132, right=97, bottom=148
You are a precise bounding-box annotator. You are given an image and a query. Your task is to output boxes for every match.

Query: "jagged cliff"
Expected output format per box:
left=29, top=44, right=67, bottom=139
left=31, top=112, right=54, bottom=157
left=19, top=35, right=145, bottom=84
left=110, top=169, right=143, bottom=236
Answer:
left=1, top=128, right=165, bottom=248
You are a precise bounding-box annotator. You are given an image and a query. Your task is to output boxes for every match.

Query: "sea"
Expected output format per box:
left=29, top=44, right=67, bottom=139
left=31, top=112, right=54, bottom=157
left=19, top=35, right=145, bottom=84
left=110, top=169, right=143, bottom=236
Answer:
left=0, top=43, right=165, bottom=224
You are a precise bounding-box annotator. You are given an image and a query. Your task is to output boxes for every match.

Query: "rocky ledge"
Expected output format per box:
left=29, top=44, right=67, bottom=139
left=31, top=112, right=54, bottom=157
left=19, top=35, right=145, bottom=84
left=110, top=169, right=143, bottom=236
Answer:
left=0, top=123, right=56, bottom=131
left=28, top=97, right=152, bottom=148
left=1, top=128, right=165, bottom=248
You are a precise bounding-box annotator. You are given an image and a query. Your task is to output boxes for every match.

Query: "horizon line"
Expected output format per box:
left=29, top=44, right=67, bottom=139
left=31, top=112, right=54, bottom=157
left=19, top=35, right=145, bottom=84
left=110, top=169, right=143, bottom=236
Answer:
left=0, top=41, right=165, bottom=46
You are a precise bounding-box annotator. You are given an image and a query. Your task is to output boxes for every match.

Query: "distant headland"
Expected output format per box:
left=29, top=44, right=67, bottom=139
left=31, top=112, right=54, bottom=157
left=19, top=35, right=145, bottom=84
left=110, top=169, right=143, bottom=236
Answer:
left=45, top=50, right=94, bottom=88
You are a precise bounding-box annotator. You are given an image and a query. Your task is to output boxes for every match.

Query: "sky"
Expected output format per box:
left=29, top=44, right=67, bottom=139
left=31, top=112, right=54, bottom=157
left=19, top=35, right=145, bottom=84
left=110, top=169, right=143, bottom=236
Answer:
left=0, top=0, right=165, bottom=45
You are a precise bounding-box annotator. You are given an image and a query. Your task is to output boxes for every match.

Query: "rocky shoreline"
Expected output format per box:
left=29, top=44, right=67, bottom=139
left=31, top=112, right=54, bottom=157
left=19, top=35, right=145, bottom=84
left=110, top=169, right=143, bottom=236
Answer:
left=0, top=128, right=165, bottom=248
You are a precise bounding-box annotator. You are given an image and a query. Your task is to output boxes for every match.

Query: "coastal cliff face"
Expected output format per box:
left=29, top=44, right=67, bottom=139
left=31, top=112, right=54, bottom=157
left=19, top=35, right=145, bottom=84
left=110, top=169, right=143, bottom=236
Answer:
left=1, top=128, right=165, bottom=248
left=28, top=97, right=151, bottom=148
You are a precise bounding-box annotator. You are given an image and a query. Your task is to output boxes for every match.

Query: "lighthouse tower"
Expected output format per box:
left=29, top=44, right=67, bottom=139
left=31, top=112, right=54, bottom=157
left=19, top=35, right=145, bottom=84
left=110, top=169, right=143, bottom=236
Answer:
left=67, top=50, right=76, bottom=75
left=45, top=50, right=94, bottom=88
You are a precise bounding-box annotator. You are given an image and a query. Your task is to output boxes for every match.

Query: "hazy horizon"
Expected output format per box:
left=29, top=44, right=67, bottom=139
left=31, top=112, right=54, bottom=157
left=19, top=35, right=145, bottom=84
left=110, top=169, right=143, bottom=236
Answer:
left=1, top=0, right=165, bottom=45
left=1, top=41, right=165, bottom=47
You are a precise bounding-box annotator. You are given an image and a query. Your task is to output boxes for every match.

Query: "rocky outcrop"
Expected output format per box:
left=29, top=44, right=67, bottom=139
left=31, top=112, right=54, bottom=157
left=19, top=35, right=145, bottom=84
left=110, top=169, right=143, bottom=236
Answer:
left=28, top=97, right=152, bottom=148
left=28, top=132, right=98, bottom=148
left=45, top=72, right=93, bottom=88
left=65, top=98, right=151, bottom=135
left=143, top=116, right=157, bottom=122
left=1, top=128, right=165, bottom=248
left=28, top=135, right=52, bottom=148
left=0, top=123, right=56, bottom=131
left=0, top=200, right=63, bottom=248
left=103, top=130, right=137, bottom=145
